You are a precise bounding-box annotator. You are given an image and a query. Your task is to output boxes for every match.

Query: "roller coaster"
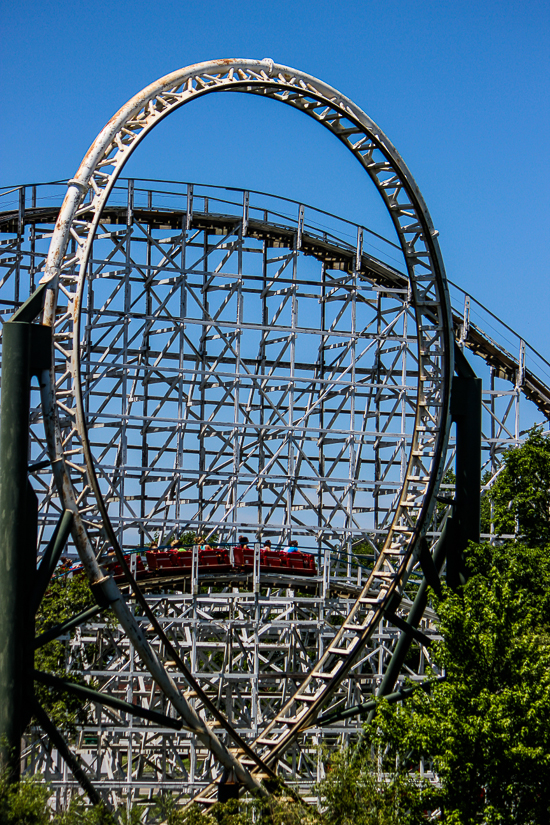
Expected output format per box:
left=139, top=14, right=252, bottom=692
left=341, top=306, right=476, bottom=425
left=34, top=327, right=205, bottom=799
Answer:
left=0, top=60, right=548, bottom=811
left=103, top=542, right=318, bottom=590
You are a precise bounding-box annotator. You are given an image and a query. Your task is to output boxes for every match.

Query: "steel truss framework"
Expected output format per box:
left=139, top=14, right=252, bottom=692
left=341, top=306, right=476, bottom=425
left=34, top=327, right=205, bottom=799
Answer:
left=20, top=59, right=454, bottom=804
left=0, top=60, right=548, bottom=809
left=2, top=178, right=549, bottom=808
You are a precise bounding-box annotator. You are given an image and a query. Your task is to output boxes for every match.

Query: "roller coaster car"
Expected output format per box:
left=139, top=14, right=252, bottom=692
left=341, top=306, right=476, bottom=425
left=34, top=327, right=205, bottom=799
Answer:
left=105, top=546, right=317, bottom=583
left=200, top=548, right=232, bottom=572
left=260, top=549, right=317, bottom=576
left=230, top=547, right=316, bottom=576
left=144, top=548, right=233, bottom=575
left=145, top=550, right=191, bottom=571
left=104, top=554, right=147, bottom=578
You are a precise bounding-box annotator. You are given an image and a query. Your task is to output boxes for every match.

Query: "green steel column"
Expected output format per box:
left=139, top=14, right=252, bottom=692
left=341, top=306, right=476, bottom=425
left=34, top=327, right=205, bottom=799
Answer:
left=0, top=322, right=35, bottom=777
left=0, top=319, right=50, bottom=778
left=448, top=375, right=482, bottom=589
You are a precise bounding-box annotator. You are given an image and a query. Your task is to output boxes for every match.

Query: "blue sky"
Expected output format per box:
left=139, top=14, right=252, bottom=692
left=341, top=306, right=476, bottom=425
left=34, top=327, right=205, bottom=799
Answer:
left=1, top=0, right=548, bottom=357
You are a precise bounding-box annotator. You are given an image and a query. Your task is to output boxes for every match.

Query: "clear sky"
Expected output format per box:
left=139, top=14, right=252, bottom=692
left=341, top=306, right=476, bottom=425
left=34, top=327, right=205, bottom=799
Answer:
left=1, top=0, right=548, bottom=358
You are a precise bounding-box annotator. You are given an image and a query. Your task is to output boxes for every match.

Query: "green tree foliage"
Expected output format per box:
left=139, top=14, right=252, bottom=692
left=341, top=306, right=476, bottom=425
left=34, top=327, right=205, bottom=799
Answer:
left=368, top=430, right=550, bottom=823
left=371, top=541, right=550, bottom=822
left=0, top=771, right=51, bottom=825
left=488, top=428, right=550, bottom=545
left=351, top=539, right=376, bottom=558
left=0, top=772, right=114, bottom=824
left=480, top=468, right=493, bottom=536
left=314, top=747, right=428, bottom=825
left=175, top=531, right=198, bottom=547
left=34, top=572, right=95, bottom=732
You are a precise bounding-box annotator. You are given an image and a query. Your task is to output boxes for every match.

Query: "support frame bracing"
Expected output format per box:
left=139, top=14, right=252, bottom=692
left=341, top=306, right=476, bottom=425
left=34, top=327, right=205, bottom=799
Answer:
left=2, top=181, right=549, bottom=806
left=29, top=61, right=454, bottom=803
left=0, top=59, right=548, bottom=809
left=0, top=175, right=544, bottom=796
left=39, top=60, right=453, bottom=579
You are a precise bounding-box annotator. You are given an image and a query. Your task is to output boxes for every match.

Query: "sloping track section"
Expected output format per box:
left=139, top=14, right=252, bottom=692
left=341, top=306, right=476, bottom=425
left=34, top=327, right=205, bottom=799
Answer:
left=0, top=61, right=547, bottom=810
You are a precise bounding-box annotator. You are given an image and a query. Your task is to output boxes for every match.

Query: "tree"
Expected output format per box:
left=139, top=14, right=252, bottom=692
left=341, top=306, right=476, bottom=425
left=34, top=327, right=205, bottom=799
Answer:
left=34, top=572, right=96, bottom=732
left=371, top=541, right=550, bottom=823
left=368, top=430, right=550, bottom=823
left=488, top=427, right=550, bottom=546
left=314, top=747, right=428, bottom=825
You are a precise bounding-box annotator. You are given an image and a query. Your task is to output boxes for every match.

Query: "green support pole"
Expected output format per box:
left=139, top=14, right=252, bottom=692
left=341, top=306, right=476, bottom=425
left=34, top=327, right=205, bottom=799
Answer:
left=448, top=371, right=482, bottom=589
left=0, top=319, right=50, bottom=778
left=0, top=323, right=34, bottom=777
left=34, top=605, right=103, bottom=650
left=34, top=670, right=184, bottom=730
left=31, top=701, right=103, bottom=808
left=318, top=675, right=446, bottom=726
left=32, top=509, right=74, bottom=614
